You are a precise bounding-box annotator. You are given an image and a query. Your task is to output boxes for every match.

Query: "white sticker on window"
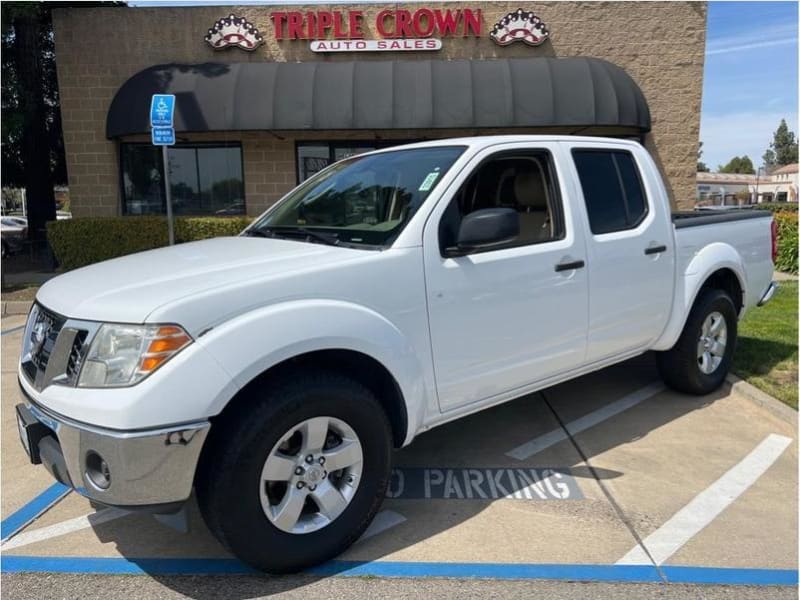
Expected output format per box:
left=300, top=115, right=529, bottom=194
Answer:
left=418, top=171, right=440, bottom=191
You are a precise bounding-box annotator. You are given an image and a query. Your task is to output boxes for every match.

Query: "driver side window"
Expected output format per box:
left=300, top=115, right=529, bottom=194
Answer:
left=439, top=150, right=564, bottom=253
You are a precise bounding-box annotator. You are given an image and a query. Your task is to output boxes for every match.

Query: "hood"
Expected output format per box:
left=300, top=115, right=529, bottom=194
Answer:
left=37, top=237, right=365, bottom=328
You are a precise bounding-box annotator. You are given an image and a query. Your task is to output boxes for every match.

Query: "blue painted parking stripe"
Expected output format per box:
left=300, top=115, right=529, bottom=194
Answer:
left=1, top=325, right=25, bottom=336
left=0, top=483, right=71, bottom=542
left=0, top=556, right=796, bottom=586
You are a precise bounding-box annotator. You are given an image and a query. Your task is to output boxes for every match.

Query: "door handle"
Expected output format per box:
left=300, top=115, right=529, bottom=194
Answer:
left=554, top=259, right=585, bottom=272
left=644, top=244, right=667, bottom=255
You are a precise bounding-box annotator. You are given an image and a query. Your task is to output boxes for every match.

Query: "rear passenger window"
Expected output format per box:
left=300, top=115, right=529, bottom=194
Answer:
left=572, top=150, right=648, bottom=234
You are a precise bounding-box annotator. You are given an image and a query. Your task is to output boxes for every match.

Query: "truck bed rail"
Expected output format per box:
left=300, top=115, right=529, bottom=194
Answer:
left=672, top=210, right=772, bottom=229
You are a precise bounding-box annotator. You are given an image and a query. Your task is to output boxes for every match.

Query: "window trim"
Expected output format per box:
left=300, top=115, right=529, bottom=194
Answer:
left=571, top=148, right=649, bottom=236
left=438, top=148, right=566, bottom=257
left=118, top=141, right=245, bottom=216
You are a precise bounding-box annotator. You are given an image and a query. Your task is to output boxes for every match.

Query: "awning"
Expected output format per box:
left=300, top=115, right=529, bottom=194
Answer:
left=106, top=57, right=650, bottom=139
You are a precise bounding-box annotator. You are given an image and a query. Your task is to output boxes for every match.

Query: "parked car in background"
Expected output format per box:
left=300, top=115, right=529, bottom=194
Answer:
left=16, top=136, right=777, bottom=573
left=1, top=217, right=27, bottom=258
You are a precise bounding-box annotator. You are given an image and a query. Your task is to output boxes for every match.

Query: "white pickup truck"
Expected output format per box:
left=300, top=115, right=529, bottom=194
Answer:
left=17, top=136, right=777, bottom=572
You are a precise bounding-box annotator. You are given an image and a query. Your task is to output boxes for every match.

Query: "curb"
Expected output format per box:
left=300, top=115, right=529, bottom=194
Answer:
left=727, top=373, right=797, bottom=425
left=2, top=300, right=33, bottom=317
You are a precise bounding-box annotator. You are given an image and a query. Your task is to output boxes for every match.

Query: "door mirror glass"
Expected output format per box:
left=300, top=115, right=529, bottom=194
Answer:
left=447, top=208, right=519, bottom=256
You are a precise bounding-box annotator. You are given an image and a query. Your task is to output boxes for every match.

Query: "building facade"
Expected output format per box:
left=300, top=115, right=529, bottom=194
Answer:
left=696, top=163, right=799, bottom=206
left=52, top=2, right=707, bottom=218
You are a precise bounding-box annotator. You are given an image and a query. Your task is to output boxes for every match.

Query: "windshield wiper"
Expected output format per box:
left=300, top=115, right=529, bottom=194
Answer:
left=252, top=226, right=340, bottom=246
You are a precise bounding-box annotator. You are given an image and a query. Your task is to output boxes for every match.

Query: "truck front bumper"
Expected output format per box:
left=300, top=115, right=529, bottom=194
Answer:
left=16, top=382, right=210, bottom=513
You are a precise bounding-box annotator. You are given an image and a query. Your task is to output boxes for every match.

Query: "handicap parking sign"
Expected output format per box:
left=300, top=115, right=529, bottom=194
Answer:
left=150, top=94, right=175, bottom=128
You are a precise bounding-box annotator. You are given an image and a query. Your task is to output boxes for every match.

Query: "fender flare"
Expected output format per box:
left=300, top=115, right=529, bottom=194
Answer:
left=653, top=242, right=746, bottom=351
left=195, top=298, right=432, bottom=446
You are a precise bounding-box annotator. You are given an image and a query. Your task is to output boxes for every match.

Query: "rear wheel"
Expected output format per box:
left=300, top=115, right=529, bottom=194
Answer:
left=196, top=371, right=392, bottom=573
left=656, top=288, right=738, bottom=395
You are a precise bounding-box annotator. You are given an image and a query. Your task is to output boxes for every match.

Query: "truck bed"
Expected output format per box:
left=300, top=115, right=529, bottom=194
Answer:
left=672, top=210, right=772, bottom=229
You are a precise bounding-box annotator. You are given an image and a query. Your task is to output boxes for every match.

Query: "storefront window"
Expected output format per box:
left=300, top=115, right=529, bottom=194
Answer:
left=121, top=143, right=245, bottom=216
left=121, top=145, right=165, bottom=215
left=296, top=141, right=413, bottom=183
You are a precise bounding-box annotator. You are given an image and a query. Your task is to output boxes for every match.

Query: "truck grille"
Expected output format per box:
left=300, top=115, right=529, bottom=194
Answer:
left=21, top=304, right=90, bottom=390
left=65, top=330, right=88, bottom=384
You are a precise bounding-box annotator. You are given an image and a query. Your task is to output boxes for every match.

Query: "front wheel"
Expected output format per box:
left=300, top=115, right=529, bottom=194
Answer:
left=196, top=371, right=392, bottom=573
left=656, top=288, right=738, bottom=395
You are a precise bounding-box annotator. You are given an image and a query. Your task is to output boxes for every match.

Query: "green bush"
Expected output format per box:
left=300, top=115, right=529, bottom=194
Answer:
left=47, top=216, right=253, bottom=271
left=755, top=202, right=798, bottom=214
left=774, top=212, right=798, bottom=275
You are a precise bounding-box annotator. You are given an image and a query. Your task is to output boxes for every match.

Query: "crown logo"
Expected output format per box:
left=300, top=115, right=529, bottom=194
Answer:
left=205, top=14, right=264, bottom=51
left=490, top=8, right=550, bottom=47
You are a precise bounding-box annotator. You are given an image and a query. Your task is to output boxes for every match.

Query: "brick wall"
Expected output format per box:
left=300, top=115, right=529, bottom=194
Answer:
left=52, top=2, right=706, bottom=216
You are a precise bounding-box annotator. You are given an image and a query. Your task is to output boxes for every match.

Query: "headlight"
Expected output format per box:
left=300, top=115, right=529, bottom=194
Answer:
left=78, top=324, right=192, bottom=388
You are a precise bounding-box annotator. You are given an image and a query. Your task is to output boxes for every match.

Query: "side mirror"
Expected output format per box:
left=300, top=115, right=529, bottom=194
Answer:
left=445, top=208, right=520, bottom=256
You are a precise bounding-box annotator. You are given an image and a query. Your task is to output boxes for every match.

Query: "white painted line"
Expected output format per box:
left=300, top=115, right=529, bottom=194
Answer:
left=506, top=382, right=666, bottom=460
left=0, top=508, right=130, bottom=551
left=357, top=510, right=406, bottom=543
left=617, top=433, right=793, bottom=566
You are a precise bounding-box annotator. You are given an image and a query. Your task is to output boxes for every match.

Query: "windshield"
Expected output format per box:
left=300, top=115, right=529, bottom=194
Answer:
left=247, top=145, right=466, bottom=247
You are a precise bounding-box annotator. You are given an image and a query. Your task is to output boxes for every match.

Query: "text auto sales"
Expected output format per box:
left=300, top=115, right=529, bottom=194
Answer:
left=269, top=8, right=482, bottom=52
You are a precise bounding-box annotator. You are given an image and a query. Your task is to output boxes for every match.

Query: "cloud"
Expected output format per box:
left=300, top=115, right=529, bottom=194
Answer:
left=700, top=111, right=799, bottom=169
left=706, top=37, right=797, bottom=56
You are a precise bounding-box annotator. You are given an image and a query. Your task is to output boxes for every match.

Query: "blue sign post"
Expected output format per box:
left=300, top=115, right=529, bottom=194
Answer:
left=150, top=95, right=176, bottom=245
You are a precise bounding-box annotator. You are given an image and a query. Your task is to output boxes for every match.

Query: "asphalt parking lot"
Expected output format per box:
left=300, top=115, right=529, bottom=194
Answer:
left=1, top=312, right=797, bottom=597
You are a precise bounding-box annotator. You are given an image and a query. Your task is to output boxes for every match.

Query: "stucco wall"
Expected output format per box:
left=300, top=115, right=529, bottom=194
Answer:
left=52, top=2, right=707, bottom=216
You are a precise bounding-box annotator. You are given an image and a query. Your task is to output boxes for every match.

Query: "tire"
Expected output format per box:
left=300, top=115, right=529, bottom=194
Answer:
left=195, top=370, right=393, bottom=573
left=656, top=288, right=738, bottom=395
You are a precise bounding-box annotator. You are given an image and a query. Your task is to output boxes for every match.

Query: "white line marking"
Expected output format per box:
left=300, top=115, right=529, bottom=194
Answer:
left=617, top=433, right=793, bottom=566
left=357, top=510, right=406, bottom=543
left=506, top=382, right=666, bottom=460
left=1, top=507, right=130, bottom=551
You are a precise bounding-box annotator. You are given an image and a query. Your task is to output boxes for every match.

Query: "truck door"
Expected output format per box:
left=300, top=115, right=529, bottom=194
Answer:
left=568, top=143, right=675, bottom=363
left=423, top=143, right=589, bottom=412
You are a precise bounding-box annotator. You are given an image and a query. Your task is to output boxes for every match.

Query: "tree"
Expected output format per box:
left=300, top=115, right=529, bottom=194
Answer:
left=718, top=155, right=755, bottom=174
left=1, top=3, right=59, bottom=239
left=2, top=2, right=122, bottom=240
left=762, top=119, right=799, bottom=171
left=697, top=141, right=709, bottom=172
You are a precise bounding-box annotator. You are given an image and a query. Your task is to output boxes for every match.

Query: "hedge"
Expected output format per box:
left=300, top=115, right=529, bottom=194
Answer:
left=755, top=202, right=798, bottom=214
left=774, top=212, right=798, bottom=275
left=47, top=216, right=253, bottom=271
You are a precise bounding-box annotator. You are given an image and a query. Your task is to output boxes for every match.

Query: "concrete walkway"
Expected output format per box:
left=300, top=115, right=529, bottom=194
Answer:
left=774, top=271, right=798, bottom=282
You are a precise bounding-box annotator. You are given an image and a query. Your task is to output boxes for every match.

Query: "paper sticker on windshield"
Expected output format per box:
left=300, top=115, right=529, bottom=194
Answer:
left=419, top=171, right=440, bottom=191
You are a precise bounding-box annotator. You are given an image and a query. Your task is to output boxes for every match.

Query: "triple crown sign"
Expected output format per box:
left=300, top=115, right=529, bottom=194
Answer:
left=150, top=94, right=176, bottom=145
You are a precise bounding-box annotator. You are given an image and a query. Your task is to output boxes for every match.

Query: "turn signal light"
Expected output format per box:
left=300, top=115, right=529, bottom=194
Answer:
left=138, top=326, right=192, bottom=374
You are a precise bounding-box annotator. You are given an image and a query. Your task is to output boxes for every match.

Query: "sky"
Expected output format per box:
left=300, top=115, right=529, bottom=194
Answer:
left=131, top=0, right=799, bottom=171
left=701, top=1, right=798, bottom=170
